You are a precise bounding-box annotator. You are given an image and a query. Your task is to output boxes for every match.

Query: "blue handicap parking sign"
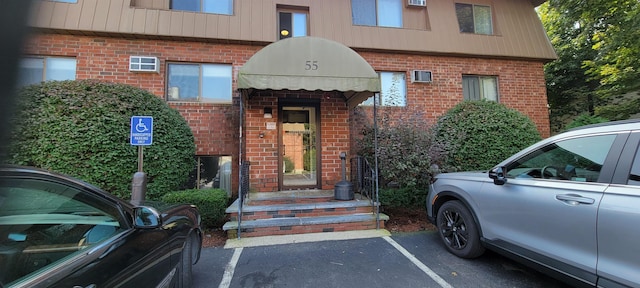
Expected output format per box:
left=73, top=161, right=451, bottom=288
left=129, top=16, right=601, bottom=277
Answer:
left=130, top=116, right=153, bottom=145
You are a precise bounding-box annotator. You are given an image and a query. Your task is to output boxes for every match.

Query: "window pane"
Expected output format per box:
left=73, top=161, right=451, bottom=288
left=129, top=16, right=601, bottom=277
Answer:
left=279, top=12, right=293, bottom=40
left=203, top=0, right=233, bottom=15
left=507, top=135, right=616, bottom=182
left=0, top=178, right=124, bottom=284
left=480, top=77, right=498, bottom=101
left=462, top=76, right=480, bottom=100
left=380, top=72, right=406, bottom=106
left=292, top=12, right=308, bottom=37
left=455, top=3, right=474, bottom=33
left=52, top=0, right=78, bottom=3
left=629, top=147, right=640, bottom=185
left=168, top=64, right=199, bottom=100
left=18, top=58, right=44, bottom=86
left=352, top=0, right=376, bottom=26
left=171, top=0, right=199, bottom=12
left=378, top=0, right=402, bottom=28
left=474, top=5, right=492, bottom=34
left=202, top=64, right=232, bottom=102
left=45, top=58, right=76, bottom=81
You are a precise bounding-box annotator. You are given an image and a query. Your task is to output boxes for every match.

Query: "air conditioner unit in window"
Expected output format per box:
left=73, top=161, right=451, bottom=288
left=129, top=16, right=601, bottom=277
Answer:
left=407, top=0, right=426, bottom=7
left=412, top=70, right=432, bottom=83
left=129, top=56, right=159, bottom=73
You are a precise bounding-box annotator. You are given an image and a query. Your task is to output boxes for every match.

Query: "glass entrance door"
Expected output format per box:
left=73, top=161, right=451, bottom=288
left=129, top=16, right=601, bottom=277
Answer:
left=280, top=106, right=318, bottom=188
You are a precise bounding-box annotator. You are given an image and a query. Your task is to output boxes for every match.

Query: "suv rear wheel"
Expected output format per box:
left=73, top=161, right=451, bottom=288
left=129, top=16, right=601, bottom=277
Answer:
left=436, top=200, right=485, bottom=258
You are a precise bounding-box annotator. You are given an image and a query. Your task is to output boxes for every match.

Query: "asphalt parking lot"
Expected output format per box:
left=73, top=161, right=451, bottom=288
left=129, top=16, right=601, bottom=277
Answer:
left=193, top=230, right=569, bottom=288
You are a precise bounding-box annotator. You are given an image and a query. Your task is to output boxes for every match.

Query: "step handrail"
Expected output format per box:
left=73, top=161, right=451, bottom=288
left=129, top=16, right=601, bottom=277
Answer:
left=237, top=161, right=250, bottom=239
left=351, top=156, right=380, bottom=229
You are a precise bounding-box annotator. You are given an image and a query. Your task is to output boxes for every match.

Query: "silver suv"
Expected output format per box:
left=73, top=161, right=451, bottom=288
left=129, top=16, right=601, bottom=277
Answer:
left=426, top=119, right=640, bottom=288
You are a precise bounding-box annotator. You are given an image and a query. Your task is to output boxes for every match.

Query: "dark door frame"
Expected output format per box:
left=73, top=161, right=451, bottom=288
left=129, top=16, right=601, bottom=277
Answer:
left=278, top=99, right=321, bottom=190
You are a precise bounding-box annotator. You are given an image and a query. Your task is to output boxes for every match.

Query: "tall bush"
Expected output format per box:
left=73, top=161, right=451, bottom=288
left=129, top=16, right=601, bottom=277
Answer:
left=357, top=110, right=443, bottom=189
left=433, top=101, right=542, bottom=172
left=6, top=80, right=195, bottom=200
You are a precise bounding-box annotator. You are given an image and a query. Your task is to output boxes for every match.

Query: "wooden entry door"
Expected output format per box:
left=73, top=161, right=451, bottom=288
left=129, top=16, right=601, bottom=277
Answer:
left=279, top=105, right=320, bottom=189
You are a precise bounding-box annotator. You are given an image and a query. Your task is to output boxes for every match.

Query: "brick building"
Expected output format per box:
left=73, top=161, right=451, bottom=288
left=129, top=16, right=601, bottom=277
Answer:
left=23, top=0, right=555, bottom=236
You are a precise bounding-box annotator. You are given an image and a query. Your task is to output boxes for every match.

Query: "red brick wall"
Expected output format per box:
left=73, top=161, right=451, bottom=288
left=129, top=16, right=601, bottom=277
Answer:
left=24, top=33, right=550, bottom=194
left=355, top=52, right=551, bottom=138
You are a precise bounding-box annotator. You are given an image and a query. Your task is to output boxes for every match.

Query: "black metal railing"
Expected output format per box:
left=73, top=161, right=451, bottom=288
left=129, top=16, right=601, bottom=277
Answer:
left=351, top=156, right=380, bottom=229
left=237, top=161, right=250, bottom=239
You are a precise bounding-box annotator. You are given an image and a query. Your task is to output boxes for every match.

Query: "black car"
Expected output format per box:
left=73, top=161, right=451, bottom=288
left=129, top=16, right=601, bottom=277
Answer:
left=0, top=166, right=202, bottom=288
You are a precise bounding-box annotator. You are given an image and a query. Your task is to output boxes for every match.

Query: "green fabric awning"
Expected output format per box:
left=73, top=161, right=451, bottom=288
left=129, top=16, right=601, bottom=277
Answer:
left=238, top=37, right=380, bottom=108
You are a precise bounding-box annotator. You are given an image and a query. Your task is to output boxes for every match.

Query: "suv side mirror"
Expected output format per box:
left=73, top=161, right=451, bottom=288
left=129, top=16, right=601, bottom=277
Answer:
left=489, top=166, right=508, bottom=185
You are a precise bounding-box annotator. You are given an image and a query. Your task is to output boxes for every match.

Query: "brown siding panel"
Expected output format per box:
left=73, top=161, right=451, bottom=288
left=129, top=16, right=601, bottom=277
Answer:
left=33, top=0, right=556, bottom=60
left=65, top=2, right=82, bottom=29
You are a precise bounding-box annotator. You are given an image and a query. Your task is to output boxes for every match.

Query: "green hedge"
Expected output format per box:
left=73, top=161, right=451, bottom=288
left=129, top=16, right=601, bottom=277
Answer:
left=379, top=187, right=428, bottom=208
left=162, top=189, right=229, bottom=228
left=433, top=101, right=542, bottom=172
left=6, top=80, right=195, bottom=200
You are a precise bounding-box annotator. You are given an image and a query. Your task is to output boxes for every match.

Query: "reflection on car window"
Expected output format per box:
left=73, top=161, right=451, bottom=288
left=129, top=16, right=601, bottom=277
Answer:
left=0, top=178, right=124, bottom=285
left=627, top=143, right=640, bottom=186
left=505, top=134, right=616, bottom=182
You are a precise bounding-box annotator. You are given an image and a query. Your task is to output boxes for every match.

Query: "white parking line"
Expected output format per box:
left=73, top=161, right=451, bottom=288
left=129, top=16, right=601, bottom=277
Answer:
left=383, top=236, right=454, bottom=288
left=218, top=247, right=243, bottom=288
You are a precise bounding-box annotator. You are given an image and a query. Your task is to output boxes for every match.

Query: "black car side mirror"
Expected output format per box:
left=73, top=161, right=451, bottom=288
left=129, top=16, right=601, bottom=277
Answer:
left=133, top=206, right=162, bottom=228
left=489, top=166, right=508, bottom=185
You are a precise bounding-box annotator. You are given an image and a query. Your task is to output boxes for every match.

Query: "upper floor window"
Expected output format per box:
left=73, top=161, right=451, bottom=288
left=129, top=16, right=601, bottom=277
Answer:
left=361, top=72, right=406, bottom=106
left=18, top=57, right=76, bottom=87
left=167, top=63, right=232, bottom=103
left=352, top=0, right=402, bottom=28
left=170, top=0, right=233, bottom=15
left=455, top=3, right=492, bottom=35
left=278, top=8, right=308, bottom=40
left=462, top=75, right=498, bottom=102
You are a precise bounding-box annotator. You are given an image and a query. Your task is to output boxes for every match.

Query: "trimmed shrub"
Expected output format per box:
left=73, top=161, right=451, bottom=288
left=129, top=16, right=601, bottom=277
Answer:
left=5, top=80, right=195, bottom=200
left=564, top=113, right=608, bottom=131
left=379, top=186, right=428, bottom=208
left=283, top=156, right=294, bottom=173
left=162, top=189, right=229, bottom=228
left=433, top=101, right=542, bottom=172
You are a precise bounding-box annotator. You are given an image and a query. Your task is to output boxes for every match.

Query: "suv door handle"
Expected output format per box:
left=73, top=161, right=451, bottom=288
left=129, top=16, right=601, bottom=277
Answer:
left=556, top=194, right=595, bottom=205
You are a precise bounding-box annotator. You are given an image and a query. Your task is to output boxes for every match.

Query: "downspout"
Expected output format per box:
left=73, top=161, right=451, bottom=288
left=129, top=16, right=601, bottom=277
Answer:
left=373, top=94, right=380, bottom=229
left=237, top=90, right=246, bottom=239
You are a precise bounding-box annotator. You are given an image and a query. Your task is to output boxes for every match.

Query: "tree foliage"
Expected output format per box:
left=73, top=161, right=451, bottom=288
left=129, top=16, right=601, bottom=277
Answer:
left=432, top=101, right=542, bottom=172
left=5, top=80, right=196, bottom=200
left=539, top=0, right=640, bottom=132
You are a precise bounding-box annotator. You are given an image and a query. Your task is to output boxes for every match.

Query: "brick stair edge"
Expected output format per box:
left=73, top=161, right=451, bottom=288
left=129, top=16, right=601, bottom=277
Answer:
left=224, top=198, right=379, bottom=214
left=222, top=213, right=389, bottom=231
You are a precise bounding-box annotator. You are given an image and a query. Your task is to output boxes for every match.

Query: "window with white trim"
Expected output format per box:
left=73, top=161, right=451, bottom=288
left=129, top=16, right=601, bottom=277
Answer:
left=361, top=72, right=407, bottom=106
left=351, top=0, right=403, bottom=28
left=462, top=75, right=499, bottom=101
left=170, top=0, right=233, bottom=15
left=18, top=57, right=76, bottom=86
left=167, top=63, right=232, bottom=103
left=455, top=3, right=493, bottom=35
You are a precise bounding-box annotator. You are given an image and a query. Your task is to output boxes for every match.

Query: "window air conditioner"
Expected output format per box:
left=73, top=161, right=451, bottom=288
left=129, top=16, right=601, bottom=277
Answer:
left=129, top=56, right=159, bottom=73
left=412, top=70, right=432, bottom=83
left=407, top=0, right=426, bottom=7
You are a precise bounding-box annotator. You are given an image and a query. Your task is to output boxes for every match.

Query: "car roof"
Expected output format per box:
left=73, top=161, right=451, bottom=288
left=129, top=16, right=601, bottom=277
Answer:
left=566, top=119, right=640, bottom=133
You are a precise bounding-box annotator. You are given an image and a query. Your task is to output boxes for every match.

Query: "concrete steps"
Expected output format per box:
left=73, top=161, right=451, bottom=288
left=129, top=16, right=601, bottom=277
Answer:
left=223, top=190, right=388, bottom=238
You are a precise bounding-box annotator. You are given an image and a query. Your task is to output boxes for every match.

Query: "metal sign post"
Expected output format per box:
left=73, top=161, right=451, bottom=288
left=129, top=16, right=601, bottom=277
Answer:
left=130, top=116, right=153, bottom=202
